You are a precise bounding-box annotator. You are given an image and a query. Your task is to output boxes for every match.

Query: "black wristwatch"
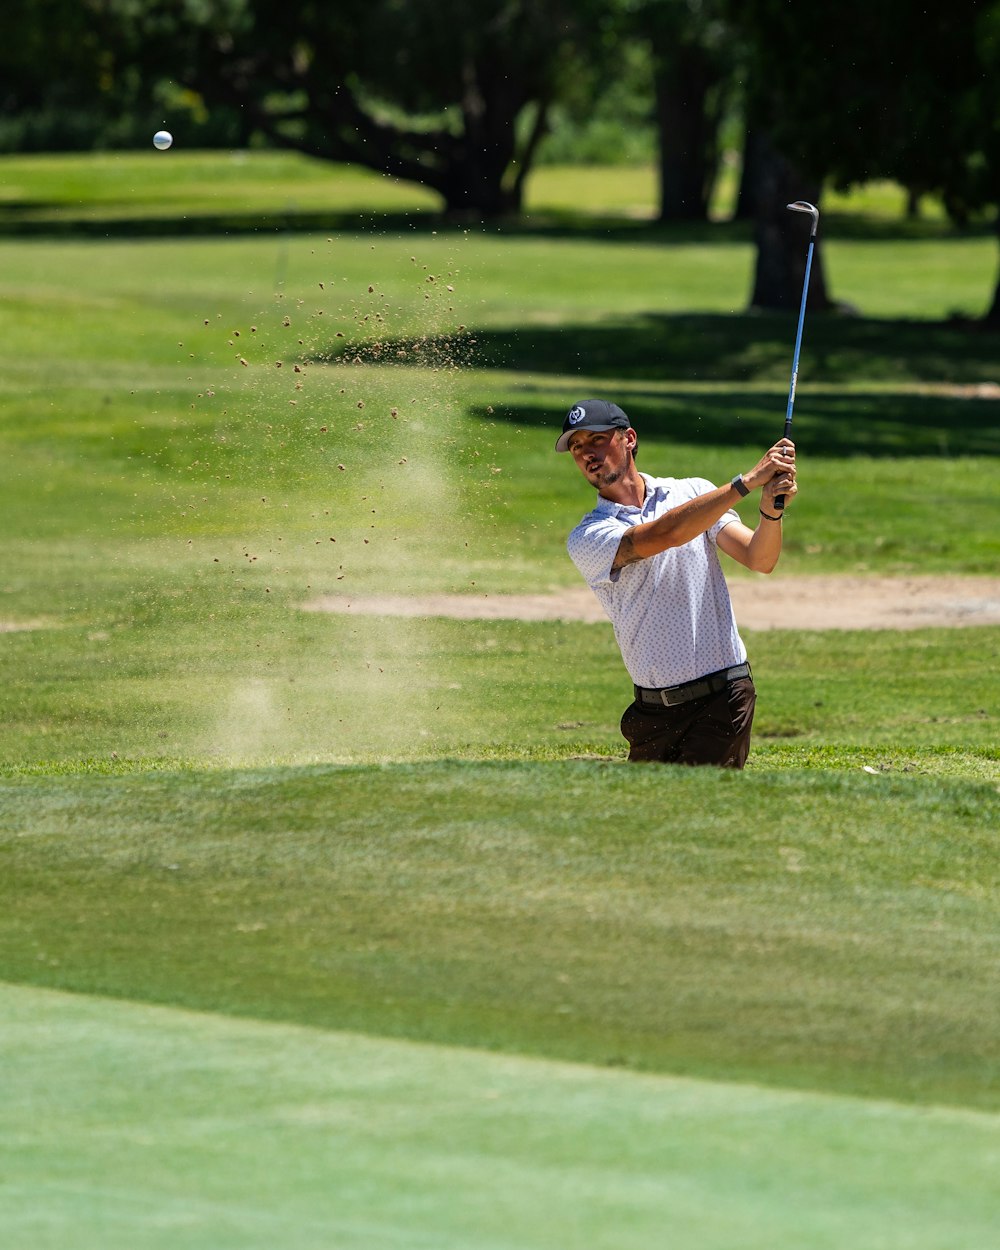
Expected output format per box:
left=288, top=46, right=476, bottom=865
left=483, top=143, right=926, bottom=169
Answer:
left=730, top=474, right=750, bottom=497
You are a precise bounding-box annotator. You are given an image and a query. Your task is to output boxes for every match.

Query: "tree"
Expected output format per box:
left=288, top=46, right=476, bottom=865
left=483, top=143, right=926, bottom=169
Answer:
left=88, top=0, right=600, bottom=218
left=0, top=0, right=107, bottom=149
left=0, top=0, right=246, bottom=150
left=718, top=3, right=843, bottom=309
left=626, top=0, right=733, bottom=222
left=747, top=131, right=830, bottom=311
left=884, top=2, right=1000, bottom=322
left=726, top=0, right=1000, bottom=319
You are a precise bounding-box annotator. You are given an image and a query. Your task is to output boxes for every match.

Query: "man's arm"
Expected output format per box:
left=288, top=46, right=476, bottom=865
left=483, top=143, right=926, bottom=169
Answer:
left=612, top=439, right=796, bottom=572
left=612, top=481, right=736, bottom=570
left=716, top=449, right=797, bottom=572
left=716, top=517, right=781, bottom=573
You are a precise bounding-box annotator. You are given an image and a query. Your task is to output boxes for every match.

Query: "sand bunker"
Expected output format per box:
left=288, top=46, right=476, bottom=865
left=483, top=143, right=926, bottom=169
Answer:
left=302, top=576, right=1000, bottom=631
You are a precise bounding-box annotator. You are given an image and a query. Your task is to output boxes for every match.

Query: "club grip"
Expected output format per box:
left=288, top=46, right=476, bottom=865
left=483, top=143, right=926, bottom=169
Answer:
left=774, top=418, right=794, bottom=511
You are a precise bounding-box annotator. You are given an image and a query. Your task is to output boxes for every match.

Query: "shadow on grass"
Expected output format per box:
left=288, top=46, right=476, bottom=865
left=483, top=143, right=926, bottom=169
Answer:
left=0, top=208, right=446, bottom=240
left=0, top=203, right=992, bottom=245
left=315, top=310, right=1000, bottom=456
left=0, top=203, right=737, bottom=242
left=461, top=312, right=1000, bottom=387
left=475, top=387, right=999, bottom=457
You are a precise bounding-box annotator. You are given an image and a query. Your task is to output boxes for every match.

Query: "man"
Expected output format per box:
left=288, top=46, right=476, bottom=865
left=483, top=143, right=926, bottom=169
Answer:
left=557, top=398, right=797, bottom=769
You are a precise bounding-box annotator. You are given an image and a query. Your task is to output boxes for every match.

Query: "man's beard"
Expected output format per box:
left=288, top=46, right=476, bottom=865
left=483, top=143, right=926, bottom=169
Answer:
left=598, top=466, right=623, bottom=487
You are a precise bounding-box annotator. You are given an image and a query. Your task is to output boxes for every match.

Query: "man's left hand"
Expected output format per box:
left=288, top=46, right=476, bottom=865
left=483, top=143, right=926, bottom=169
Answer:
left=746, top=438, right=796, bottom=507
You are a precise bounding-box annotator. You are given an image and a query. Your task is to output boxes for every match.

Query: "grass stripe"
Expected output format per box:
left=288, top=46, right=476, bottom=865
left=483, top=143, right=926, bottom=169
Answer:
left=1, top=763, right=997, bottom=1110
left=2, top=982, right=998, bottom=1250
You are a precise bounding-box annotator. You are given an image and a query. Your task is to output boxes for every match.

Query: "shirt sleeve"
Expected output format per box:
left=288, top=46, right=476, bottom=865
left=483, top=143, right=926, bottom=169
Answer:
left=687, top=477, right=740, bottom=542
left=567, top=515, right=627, bottom=588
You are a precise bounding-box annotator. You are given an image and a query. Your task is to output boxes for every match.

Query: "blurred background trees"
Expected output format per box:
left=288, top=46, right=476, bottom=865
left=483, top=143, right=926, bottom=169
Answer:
left=2, top=0, right=997, bottom=318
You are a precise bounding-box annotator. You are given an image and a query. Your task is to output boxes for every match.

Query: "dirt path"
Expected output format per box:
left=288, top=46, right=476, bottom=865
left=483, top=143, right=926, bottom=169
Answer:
left=302, top=575, right=1000, bottom=631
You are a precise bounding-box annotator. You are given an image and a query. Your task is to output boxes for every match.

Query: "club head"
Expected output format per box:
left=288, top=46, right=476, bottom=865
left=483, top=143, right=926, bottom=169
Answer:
left=787, top=200, right=820, bottom=236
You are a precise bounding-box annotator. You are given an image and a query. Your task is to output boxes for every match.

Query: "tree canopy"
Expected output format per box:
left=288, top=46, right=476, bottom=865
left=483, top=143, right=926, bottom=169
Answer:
left=2, top=0, right=998, bottom=315
left=85, top=0, right=609, bottom=216
left=731, top=0, right=1000, bottom=309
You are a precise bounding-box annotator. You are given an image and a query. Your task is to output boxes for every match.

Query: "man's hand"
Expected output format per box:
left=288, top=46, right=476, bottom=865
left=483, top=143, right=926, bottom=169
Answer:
left=718, top=438, right=797, bottom=573
left=742, top=438, right=796, bottom=495
left=761, top=467, right=797, bottom=512
left=610, top=438, right=798, bottom=573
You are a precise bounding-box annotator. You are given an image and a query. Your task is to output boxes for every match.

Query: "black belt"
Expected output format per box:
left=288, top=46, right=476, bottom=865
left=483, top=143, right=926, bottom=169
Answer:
left=634, top=663, right=751, bottom=708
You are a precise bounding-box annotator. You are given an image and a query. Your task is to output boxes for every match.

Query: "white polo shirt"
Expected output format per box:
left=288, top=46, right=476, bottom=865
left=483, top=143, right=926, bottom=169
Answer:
left=567, top=473, right=747, bottom=689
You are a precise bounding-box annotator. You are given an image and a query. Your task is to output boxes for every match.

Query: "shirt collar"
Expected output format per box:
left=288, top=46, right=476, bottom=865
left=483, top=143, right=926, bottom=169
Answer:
left=594, top=473, right=660, bottom=517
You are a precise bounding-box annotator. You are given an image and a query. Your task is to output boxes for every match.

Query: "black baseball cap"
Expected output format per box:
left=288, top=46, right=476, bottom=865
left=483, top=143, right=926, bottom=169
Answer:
left=555, top=399, right=630, bottom=452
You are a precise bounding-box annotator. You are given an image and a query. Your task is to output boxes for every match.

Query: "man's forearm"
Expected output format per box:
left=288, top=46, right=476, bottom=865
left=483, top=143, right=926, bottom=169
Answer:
left=742, top=509, right=784, bottom=573
left=614, top=482, right=742, bottom=569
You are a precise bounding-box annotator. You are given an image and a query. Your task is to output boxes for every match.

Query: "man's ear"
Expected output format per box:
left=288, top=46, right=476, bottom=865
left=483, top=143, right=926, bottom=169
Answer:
left=623, top=427, right=638, bottom=457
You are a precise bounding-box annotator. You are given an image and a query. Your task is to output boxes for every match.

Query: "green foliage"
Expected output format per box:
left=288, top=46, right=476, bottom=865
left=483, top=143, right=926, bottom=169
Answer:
left=74, top=0, right=613, bottom=213
left=0, top=0, right=245, bottom=151
left=536, top=40, right=657, bottom=166
left=728, top=0, right=1000, bottom=218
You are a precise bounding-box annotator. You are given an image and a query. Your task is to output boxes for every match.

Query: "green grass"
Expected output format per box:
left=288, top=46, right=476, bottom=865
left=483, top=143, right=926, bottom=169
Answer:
left=0, top=154, right=998, bottom=1247
left=5, top=983, right=998, bottom=1250
left=0, top=150, right=439, bottom=229
left=0, top=151, right=974, bottom=234
left=1, top=609, right=998, bottom=768
left=2, top=762, right=998, bottom=1109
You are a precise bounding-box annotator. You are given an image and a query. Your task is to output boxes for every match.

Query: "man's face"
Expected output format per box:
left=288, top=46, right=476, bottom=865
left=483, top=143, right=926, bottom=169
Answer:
left=567, top=427, right=634, bottom=489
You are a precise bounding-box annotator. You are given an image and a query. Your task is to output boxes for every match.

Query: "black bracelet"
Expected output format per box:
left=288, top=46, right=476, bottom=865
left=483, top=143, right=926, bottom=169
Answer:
left=759, top=509, right=782, bottom=521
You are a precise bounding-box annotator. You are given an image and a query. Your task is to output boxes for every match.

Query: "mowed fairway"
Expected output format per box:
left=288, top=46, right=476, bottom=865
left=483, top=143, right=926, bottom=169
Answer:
left=1, top=153, right=998, bottom=1247
left=3, top=984, right=998, bottom=1250
left=3, top=763, right=998, bottom=1109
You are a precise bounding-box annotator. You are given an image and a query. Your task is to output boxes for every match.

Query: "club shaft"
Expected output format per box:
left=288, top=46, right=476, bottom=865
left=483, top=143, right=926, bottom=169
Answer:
left=785, top=238, right=815, bottom=424
left=775, top=236, right=815, bottom=511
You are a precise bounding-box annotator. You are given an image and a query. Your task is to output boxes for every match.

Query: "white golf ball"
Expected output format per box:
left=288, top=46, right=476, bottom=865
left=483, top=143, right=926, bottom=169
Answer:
left=153, top=130, right=173, bottom=151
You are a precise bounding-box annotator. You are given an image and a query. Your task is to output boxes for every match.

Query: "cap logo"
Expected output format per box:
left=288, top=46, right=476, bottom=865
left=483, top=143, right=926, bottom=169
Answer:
left=567, top=406, right=587, bottom=425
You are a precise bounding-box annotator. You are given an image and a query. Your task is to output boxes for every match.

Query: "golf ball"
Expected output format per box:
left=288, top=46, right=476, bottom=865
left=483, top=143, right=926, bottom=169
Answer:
left=153, top=130, right=173, bottom=151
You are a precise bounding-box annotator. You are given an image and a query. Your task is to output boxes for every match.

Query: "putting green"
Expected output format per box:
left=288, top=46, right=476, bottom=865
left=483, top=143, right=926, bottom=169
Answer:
left=1, top=982, right=996, bottom=1250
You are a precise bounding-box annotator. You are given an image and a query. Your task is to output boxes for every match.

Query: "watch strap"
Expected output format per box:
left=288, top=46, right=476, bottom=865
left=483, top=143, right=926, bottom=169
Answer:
left=731, top=474, right=750, bottom=497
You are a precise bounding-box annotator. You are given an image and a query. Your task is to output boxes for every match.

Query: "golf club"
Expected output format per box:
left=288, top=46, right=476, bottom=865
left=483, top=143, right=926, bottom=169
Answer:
left=774, top=200, right=820, bottom=511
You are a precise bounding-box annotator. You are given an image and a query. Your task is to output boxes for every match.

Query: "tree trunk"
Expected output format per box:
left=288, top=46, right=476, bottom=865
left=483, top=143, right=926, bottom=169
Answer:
left=428, top=59, right=526, bottom=218
left=733, top=126, right=762, bottom=221
left=436, top=155, right=521, bottom=218
left=749, top=131, right=831, bottom=311
left=652, top=45, right=718, bottom=221
left=509, top=98, right=551, bottom=208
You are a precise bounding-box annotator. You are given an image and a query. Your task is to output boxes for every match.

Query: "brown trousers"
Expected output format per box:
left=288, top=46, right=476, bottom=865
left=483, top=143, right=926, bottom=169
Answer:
left=620, top=676, right=757, bottom=769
